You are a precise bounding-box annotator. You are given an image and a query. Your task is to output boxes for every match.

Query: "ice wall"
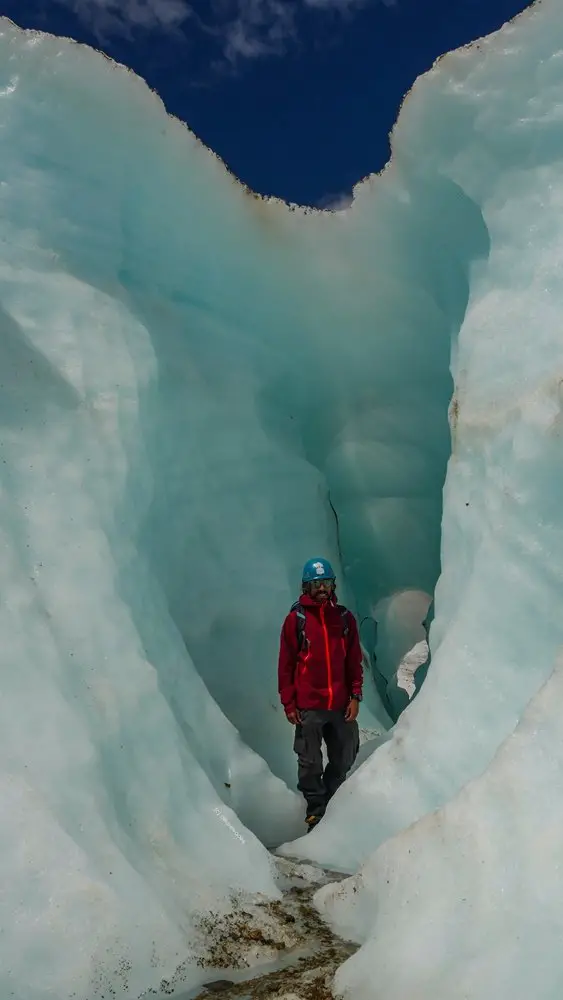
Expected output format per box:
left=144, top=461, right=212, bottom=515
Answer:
left=2, top=0, right=557, bottom=995
left=319, top=653, right=563, bottom=1000
left=284, top=0, right=562, bottom=870
left=299, top=2, right=563, bottom=998
left=0, top=15, right=475, bottom=998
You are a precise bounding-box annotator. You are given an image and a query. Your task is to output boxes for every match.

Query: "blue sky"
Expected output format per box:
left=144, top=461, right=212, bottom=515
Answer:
left=3, top=0, right=532, bottom=205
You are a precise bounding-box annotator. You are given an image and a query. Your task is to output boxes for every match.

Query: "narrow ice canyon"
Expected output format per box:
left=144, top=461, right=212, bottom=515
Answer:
left=1, top=1, right=563, bottom=997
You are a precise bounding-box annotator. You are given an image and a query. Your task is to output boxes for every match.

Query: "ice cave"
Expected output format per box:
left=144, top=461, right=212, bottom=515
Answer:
left=1, top=1, right=563, bottom=997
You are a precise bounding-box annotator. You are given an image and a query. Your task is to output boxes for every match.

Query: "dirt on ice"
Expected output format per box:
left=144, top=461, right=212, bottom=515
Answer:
left=166, top=857, right=357, bottom=1000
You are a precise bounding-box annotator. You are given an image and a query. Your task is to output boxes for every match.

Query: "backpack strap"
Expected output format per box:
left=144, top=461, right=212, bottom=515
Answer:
left=291, top=600, right=307, bottom=651
left=337, top=605, right=350, bottom=637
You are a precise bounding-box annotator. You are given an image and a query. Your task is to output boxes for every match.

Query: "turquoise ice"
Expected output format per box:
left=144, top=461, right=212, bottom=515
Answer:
left=0, top=1, right=562, bottom=997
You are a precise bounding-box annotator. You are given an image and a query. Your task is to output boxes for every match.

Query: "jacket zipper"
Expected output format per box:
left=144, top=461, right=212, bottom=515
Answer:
left=320, top=604, right=334, bottom=710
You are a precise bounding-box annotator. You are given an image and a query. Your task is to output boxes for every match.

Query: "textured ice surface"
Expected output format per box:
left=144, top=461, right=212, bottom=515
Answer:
left=282, top=0, right=562, bottom=867
left=304, top=2, right=563, bottom=999
left=371, top=587, right=431, bottom=718
left=0, top=14, right=449, bottom=997
left=318, top=654, right=563, bottom=999
left=1, top=0, right=559, bottom=996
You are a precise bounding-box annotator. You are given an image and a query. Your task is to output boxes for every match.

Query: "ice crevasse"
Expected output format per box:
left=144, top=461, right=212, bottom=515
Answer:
left=1, top=1, right=563, bottom=997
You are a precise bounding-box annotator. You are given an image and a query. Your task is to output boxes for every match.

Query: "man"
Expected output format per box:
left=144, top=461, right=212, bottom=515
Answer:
left=278, top=558, right=363, bottom=833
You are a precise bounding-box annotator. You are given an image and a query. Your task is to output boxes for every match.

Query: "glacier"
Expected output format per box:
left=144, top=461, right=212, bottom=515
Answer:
left=0, top=0, right=562, bottom=997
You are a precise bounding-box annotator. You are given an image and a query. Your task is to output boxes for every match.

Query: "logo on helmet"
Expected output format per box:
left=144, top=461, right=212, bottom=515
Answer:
left=313, top=562, right=326, bottom=576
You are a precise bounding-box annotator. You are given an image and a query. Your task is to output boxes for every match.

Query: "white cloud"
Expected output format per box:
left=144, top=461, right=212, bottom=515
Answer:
left=209, top=0, right=393, bottom=65
left=305, top=0, right=396, bottom=7
left=303, top=0, right=364, bottom=7
left=54, top=0, right=395, bottom=58
left=220, top=0, right=296, bottom=62
left=54, top=0, right=192, bottom=38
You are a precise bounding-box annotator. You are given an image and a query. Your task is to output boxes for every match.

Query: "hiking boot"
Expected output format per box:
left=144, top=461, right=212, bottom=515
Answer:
left=305, top=814, right=322, bottom=833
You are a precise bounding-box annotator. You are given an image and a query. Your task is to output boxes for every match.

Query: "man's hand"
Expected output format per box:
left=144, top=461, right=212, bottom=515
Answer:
left=285, top=708, right=301, bottom=725
left=345, top=698, right=359, bottom=723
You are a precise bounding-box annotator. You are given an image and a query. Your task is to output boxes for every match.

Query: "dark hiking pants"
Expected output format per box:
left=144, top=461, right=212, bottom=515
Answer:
left=293, top=708, right=360, bottom=819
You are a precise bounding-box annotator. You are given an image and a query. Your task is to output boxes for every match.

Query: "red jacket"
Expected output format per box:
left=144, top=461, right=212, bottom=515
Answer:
left=278, top=594, right=363, bottom=713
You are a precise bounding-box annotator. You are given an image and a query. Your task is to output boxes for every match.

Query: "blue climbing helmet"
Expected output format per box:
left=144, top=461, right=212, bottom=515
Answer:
left=302, top=557, right=336, bottom=583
